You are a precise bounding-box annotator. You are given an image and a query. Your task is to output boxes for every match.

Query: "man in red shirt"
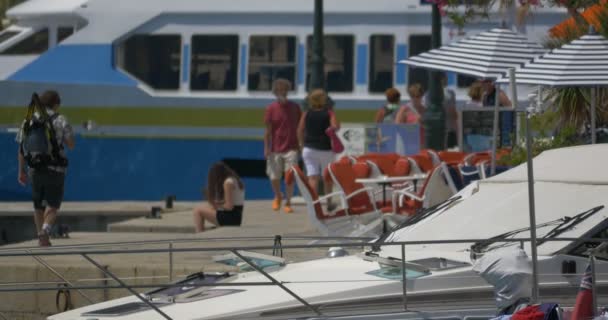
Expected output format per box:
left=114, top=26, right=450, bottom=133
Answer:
left=264, top=79, right=301, bottom=213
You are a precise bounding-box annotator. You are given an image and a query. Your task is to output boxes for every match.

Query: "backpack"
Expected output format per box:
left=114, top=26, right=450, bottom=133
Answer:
left=20, top=93, right=68, bottom=169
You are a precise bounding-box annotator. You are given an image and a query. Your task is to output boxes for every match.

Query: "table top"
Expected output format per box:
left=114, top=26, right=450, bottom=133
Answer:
left=356, top=174, right=427, bottom=184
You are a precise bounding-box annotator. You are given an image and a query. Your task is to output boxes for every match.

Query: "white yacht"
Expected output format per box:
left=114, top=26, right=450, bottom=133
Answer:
left=49, top=144, right=608, bottom=319
left=0, top=0, right=568, bottom=108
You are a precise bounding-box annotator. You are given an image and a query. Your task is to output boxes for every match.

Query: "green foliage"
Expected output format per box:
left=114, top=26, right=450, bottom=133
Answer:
left=499, top=112, right=581, bottom=166
left=541, top=4, right=608, bottom=133
left=441, top=0, right=602, bottom=31
left=0, top=0, right=25, bottom=27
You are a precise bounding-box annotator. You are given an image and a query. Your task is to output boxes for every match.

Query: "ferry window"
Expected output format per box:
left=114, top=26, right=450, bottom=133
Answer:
left=57, top=27, right=74, bottom=43
left=0, top=31, right=18, bottom=45
left=121, top=34, right=181, bottom=90
left=306, top=35, right=354, bottom=92
left=1, top=28, right=49, bottom=55
left=369, top=35, right=395, bottom=93
left=408, top=34, right=431, bottom=91
left=248, top=36, right=296, bottom=91
left=458, top=74, right=477, bottom=88
left=190, top=35, right=238, bottom=91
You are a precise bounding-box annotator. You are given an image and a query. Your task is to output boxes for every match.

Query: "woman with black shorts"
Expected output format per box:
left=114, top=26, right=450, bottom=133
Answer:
left=193, top=162, right=245, bottom=232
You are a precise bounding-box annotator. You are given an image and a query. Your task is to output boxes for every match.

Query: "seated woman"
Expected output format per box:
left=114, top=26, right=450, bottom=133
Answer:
left=193, top=162, right=245, bottom=232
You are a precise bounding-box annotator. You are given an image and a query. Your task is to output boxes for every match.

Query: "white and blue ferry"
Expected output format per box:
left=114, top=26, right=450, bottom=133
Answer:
left=0, top=0, right=568, bottom=108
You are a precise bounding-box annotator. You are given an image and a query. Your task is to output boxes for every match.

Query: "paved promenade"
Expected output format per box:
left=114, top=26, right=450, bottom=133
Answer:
left=0, top=200, right=338, bottom=320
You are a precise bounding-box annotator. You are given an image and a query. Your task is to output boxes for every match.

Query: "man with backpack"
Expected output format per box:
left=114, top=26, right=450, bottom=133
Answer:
left=16, top=91, right=75, bottom=247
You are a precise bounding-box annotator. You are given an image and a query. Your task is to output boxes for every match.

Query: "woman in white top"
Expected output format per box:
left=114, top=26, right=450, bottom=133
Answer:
left=193, top=162, right=245, bottom=232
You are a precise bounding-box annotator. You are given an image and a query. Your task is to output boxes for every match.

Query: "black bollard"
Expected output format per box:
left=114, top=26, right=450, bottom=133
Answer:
left=149, top=206, right=162, bottom=219
left=165, top=195, right=176, bottom=209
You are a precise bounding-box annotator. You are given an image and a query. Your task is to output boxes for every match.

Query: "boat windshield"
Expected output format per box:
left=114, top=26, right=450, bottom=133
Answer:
left=374, top=196, right=462, bottom=248
left=0, top=30, right=19, bottom=45
left=566, top=222, right=608, bottom=259
left=470, top=205, right=604, bottom=256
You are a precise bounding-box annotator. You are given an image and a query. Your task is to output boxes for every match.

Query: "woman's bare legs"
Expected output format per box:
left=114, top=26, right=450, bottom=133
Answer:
left=324, top=178, right=336, bottom=211
left=307, top=175, right=320, bottom=194
left=309, top=175, right=336, bottom=211
left=193, top=203, right=219, bottom=233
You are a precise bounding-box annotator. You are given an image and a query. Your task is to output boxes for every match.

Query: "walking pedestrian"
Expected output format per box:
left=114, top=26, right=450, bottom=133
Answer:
left=17, top=90, right=74, bottom=247
left=263, top=79, right=301, bottom=213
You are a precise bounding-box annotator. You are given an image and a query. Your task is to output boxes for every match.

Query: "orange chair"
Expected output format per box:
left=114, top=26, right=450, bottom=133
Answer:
left=357, top=153, right=401, bottom=176
left=438, top=151, right=466, bottom=166
left=327, top=162, right=393, bottom=215
left=352, top=161, right=372, bottom=179
left=462, top=152, right=491, bottom=166
left=367, top=158, right=399, bottom=176
left=409, top=154, right=434, bottom=173
left=357, top=153, right=400, bottom=163
left=420, top=149, right=441, bottom=165
left=286, top=166, right=383, bottom=237
left=392, top=163, right=458, bottom=216
left=393, top=158, right=411, bottom=176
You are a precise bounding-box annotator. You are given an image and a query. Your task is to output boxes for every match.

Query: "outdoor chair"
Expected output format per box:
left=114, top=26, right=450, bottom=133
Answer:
left=327, top=162, right=394, bottom=215
left=357, top=152, right=400, bottom=163
left=407, top=157, right=424, bottom=175
left=285, top=166, right=383, bottom=237
left=393, top=157, right=411, bottom=176
left=420, top=149, right=441, bottom=165
left=391, top=162, right=458, bottom=216
left=367, top=158, right=396, bottom=177
left=438, top=151, right=466, bottom=166
left=409, top=154, right=434, bottom=173
left=363, top=160, right=384, bottom=178
left=462, top=152, right=491, bottom=166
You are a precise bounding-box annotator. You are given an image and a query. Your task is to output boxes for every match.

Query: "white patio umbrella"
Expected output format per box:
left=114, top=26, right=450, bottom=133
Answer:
left=495, top=30, right=608, bottom=306
left=400, top=28, right=547, bottom=173
left=497, top=30, right=608, bottom=144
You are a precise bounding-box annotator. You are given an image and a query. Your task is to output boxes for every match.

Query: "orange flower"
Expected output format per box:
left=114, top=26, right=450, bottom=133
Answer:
left=549, top=0, right=607, bottom=39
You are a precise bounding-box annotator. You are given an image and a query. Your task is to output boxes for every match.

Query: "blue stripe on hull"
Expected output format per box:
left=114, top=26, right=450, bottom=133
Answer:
left=8, top=44, right=136, bottom=86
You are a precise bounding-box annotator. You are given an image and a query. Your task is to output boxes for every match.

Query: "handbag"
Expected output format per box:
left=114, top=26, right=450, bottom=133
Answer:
left=325, top=126, right=344, bottom=153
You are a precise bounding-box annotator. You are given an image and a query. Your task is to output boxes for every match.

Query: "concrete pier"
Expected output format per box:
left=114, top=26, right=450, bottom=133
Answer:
left=0, top=200, right=332, bottom=320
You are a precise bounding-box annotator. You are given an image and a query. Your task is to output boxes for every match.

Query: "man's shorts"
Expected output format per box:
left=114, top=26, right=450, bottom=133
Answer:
left=266, top=150, right=299, bottom=180
left=31, top=168, right=65, bottom=210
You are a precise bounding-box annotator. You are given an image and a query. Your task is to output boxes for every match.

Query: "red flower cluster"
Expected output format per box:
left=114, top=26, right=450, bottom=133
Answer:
left=426, top=0, right=449, bottom=16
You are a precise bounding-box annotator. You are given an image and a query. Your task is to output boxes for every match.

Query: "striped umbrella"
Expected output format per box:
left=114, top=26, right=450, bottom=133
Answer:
left=400, top=28, right=546, bottom=79
left=496, top=30, right=608, bottom=143
left=400, top=28, right=546, bottom=175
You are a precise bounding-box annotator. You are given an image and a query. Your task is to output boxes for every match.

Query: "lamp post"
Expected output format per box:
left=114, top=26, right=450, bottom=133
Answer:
left=310, top=0, right=325, bottom=90
left=424, top=2, right=445, bottom=150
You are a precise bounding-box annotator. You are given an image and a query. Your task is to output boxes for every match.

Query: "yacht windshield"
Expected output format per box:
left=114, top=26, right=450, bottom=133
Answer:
left=374, top=196, right=462, bottom=248
left=470, top=205, right=604, bottom=256
left=0, top=30, right=19, bottom=45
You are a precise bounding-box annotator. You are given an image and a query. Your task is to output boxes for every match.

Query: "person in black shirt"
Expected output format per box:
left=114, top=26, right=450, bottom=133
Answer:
left=297, top=89, right=340, bottom=208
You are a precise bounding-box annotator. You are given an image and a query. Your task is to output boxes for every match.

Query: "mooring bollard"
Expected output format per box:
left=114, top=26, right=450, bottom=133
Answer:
left=149, top=206, right=162, bottom=219
left=165, top=195, right=176, bottom=209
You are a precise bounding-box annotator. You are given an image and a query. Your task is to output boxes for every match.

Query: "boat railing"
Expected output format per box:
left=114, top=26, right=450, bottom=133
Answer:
left=0, top=236, right=606, bottom=320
